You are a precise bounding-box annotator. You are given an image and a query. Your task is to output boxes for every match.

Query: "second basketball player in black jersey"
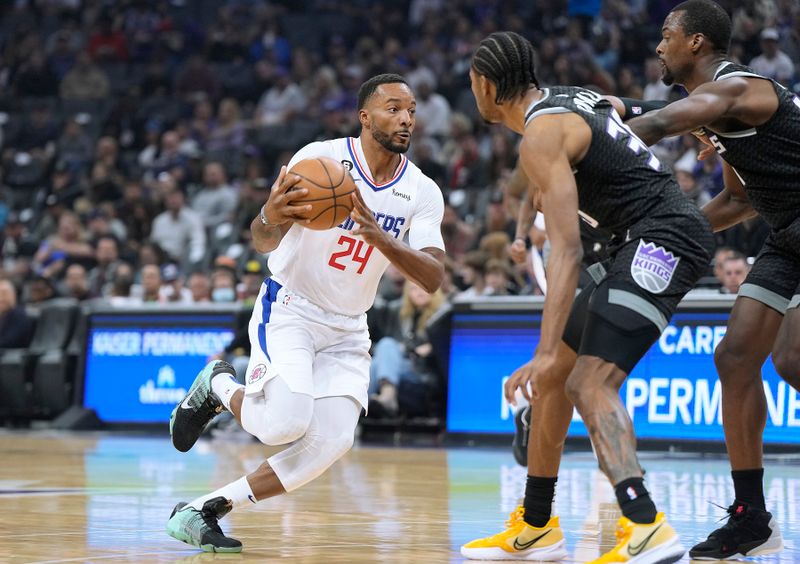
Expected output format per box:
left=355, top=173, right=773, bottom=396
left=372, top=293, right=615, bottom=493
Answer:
left=628, top=0, right=797, bottom=559
left=460, top=31, right=713, bottom=564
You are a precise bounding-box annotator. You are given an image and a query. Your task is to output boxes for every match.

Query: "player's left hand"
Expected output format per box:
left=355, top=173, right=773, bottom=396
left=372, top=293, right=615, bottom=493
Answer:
left=504, top=352, right=558, bottom=406
left=350, top=189, right=388, bottom=247
left=691, top=127, right=716, bottom=161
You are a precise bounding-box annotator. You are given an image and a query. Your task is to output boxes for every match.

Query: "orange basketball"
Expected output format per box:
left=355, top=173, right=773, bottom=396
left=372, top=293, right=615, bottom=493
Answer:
left=288, top=157, right=357, bottom=230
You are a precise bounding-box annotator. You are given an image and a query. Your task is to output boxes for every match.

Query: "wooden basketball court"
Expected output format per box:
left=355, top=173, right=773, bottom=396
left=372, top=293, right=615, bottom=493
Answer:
left=0, top=430, right=796, bottom=563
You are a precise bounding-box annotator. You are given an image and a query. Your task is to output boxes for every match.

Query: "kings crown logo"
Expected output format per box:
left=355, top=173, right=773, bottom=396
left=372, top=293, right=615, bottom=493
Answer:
left=630, top=240, right=680, bottom=294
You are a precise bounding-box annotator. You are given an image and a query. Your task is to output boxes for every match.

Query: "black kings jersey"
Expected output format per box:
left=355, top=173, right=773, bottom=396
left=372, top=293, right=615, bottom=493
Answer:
left=524, top=86, right=704, bottom=249
left=708, top=62, right=800, bottom=230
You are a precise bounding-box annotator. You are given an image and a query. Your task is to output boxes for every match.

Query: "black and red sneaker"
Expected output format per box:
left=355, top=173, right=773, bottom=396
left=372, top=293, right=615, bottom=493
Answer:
left=689, top=501, right=783, bottom=560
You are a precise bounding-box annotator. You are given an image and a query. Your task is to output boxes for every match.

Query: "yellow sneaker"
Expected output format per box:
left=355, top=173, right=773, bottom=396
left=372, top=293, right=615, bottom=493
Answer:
left=461, top=506, right=567, bottom=561
left=588, top=512, right=684, bottom=563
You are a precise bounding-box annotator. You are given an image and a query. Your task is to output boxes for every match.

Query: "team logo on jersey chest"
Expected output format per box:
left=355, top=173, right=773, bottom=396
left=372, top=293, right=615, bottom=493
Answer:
left=630, top=240, right=680, bottom=294
left=341, top=159, right=353, bottom=171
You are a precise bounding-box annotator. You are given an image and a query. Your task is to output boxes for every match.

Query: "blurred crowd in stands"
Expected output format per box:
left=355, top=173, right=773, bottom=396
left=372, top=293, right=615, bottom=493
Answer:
left=0, top=0, right=798, bottom=418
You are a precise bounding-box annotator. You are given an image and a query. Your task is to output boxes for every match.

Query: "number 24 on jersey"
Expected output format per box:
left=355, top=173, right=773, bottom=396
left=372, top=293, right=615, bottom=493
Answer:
left=328, top=235, right=374, bottom=274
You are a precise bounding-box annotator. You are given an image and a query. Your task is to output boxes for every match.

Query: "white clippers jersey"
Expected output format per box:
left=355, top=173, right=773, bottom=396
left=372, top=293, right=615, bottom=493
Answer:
left=268, top=137, right=445, bottom=316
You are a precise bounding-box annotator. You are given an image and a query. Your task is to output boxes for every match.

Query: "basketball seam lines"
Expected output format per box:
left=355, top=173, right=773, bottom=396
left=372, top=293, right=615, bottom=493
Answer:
left=317, top=158, right=338, bottom=229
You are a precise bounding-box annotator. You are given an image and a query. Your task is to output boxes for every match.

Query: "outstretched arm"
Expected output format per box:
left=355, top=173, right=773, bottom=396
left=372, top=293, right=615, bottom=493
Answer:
left=627, top=80, right=743, bottom=145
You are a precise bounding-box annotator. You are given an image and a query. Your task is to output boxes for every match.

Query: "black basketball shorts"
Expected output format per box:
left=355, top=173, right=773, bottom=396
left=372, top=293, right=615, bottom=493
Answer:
left=739, top=218, right=800, bottom=313
left=563, top=234, right=712, bottom=374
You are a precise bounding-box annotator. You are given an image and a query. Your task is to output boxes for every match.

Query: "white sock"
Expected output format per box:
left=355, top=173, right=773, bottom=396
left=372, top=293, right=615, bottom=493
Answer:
left=188, top=476, right=257, bottom=511
left=211, top=372, right=243, bottom=411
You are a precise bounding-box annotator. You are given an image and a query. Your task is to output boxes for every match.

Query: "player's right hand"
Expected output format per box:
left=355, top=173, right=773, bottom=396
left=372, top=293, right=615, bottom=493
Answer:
left=263, top=165, right=312, bottom=225
left=510, top=238, right=527, bottom=264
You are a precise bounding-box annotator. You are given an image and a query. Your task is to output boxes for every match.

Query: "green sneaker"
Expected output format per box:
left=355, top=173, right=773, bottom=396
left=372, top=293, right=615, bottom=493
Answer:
left=170, top=360, right=234, bottom=452
left=166, top=497, right=242, bottom=553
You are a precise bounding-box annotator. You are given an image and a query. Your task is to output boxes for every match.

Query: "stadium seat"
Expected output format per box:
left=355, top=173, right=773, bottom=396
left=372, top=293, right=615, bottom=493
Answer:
left=0, top=299, right=79, bottom=420
left=0, top=349, right=33, bottom=418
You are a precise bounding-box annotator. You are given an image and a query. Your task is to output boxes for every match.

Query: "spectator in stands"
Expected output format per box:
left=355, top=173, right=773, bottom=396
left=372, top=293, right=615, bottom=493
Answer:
left=0, top=279, right=35, bottom=348
left=484, top=258, right=515, bottom=296
left=206, top=98, right=246, bottom=157
left=210, top=265, right=237, bottom=304
left=675, top=164, right=712, bottom=208
left=140, top=264, right=162, bottom=303
left=240, top=260, right=266, bottom=307
left=254, top=67, right=306, bottom=126
left=59, top=51, right=110, bottom=100
left=749, top=28, right=795, bottom=85
left=25, top=275, right=57, bottom=306
left=88, top=235, right=120, bottom=298
left=643, top=57, right=673, bottom=101
left=57, top=118, right=94, bottom=171
left=87, top=15, right=129, bottom=63
left=440, top=204, right=475, bottom=262
left=188, top=272, right=212, bottom=303
left=141, top=131, right=188, bottom=185
left=0, top=278, right=35, bottom=349
left=46, top=29, right=78, bottom=81
left=720, top=253, right=750, bottom=295
left=150, top=189, right=206, bottom=268
left=715, top=215, right=770, bottom=259
left=414, top=77, right=451, bottom=139
left=33, top=211, right=94, bottom=279
left=108, top=262, right=138, bottom=305
left=369, top=281, right=446, bottom=417
left=458, top=250, right=489, bottom=298
left=5, top=104, right=58, bottom=159
left=411, top=138, right=447, bottom=190
left=191, top=162, right=238, bottom=230
left=175, top=54, right=221, bottom=102
left=13, top=49, right=58, bottom=97
left=713, top=246, right=736, bottom=287
left=62, top=263, right=91, bottom=301
left=116, top=180, right=156, bottom=247
left=693, top=151, right=725, bottom=198
left=160, top=263, right=192, bottom=303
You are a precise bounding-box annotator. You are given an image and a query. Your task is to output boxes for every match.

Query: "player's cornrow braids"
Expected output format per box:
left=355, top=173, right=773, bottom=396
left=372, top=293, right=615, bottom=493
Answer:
left=472, top=31, right=538, bottom=103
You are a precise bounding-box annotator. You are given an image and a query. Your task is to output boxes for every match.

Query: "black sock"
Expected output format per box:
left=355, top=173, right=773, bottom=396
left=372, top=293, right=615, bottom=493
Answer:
left=523, top=476, right=557, bottom=527
left=732, top=468, right=765, bottom=510
left=614, top=477, right=657, bottom=524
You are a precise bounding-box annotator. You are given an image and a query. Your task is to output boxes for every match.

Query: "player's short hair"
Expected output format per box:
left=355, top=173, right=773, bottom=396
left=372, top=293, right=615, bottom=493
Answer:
left=471, top=31, right=538, bottom=104
left=357, top=73, right=408, bottom=110
left=670, top=0, right=732, bottom=54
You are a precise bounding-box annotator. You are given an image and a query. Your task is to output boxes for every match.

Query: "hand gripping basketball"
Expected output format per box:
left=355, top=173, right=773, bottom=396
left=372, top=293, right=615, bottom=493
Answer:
left=262, top=166, right=313, bottom=225
left=350, top=188, right=388, bottom=247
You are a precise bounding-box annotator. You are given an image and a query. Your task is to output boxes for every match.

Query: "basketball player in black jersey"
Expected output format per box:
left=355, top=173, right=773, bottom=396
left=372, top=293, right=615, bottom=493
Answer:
left=626, top=1, right=798, bottom=559
left=460, top=31, right=714, bottom=564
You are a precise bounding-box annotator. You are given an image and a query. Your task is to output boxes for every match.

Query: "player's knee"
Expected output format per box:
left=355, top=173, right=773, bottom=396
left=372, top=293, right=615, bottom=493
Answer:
left=714, top=336, right=758, bottom=385
left=537, top=366, right=570, bottom=395
left=772, top=348, right=800, bottom=389
left=564, top=371, right=592, bottom=407
left=255, top=413, right=312, bottom=446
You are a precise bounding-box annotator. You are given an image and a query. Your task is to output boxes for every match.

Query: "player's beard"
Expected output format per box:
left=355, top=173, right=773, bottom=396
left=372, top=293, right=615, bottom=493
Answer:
left=660, top=61, right=676, bottom=86
left=372, top=128, right=410, bottom=154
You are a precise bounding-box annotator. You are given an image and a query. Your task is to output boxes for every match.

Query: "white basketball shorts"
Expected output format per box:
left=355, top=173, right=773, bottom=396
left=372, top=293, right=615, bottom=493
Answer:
left=243, top=278, right=372, bottom=409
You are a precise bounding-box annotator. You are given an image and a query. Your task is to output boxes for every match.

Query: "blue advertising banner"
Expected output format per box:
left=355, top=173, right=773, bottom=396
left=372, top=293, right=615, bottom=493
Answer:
left=83, top=314, right=235, bottom=423
left=446, top=311, right=800, bottom=444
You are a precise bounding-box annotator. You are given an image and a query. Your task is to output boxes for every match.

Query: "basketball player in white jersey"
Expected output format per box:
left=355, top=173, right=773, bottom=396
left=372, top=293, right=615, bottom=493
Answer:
left=165, top=73, right=445, bottom=552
